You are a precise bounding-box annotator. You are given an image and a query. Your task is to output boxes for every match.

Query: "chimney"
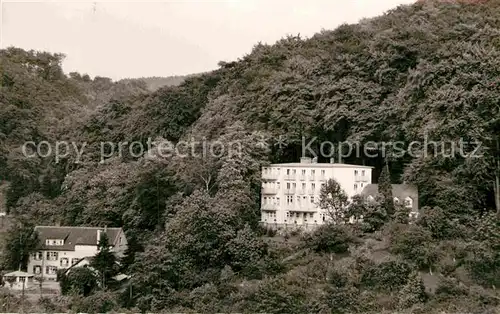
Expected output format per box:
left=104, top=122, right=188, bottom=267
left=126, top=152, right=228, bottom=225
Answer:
left=300, top=157, right=312, bottom=164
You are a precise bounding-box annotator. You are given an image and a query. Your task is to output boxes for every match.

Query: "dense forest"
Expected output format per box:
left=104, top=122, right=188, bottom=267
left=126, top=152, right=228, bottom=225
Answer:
left=1, top=0, right=500, bottom=312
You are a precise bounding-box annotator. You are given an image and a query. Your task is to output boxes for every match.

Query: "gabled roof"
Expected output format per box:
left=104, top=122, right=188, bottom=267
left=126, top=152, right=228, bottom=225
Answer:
left=34, top=226, right=123, bottom=251
left=360, top=184, right=418, bottom=199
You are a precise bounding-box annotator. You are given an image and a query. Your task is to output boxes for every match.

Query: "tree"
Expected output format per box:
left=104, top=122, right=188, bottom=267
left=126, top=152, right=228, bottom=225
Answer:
left=90, top=232, right=117, bottom=289
left=303, top=224, right=354, bottom=254
left=397, top=271, right=427, bottom=309
left=378, top=161, right=394, bottom=216
left=347, top=195, right=388, bottom=233
left=58, top=267, right=97, bottom=296
left=2, top=221, right=39, bottom=271
left=318, top=179, right=349, bottom=224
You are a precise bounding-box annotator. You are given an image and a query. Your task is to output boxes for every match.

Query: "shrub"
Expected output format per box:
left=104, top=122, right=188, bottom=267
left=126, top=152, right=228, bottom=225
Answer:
left=460, top=241, right=500, bottom=287
left=397, top=271, right=427, bottom=309
left=434, top=277, right=468, bottom=300
left=361, top=258, right=413, bottom=291
left=70, top=291, right=119, bottom=313
left=390, top=224, right=437, bottom=270
left=324, top=285, right=360, bottom=314
left=417, top=206, right=464, bottom=240
left=302, top=224, right=356, bottom=254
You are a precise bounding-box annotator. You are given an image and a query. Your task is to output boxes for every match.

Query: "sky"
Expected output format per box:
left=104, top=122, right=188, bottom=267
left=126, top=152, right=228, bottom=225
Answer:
left=1, top=0, right=415, bottom=80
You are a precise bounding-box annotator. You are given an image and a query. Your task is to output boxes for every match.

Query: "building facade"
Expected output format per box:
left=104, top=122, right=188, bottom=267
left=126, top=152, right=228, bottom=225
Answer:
left=27, top=226, right=128, bottom=281
left=261, top=157, right=373, bottom=229
left=360, top=184, right=419, bottom=218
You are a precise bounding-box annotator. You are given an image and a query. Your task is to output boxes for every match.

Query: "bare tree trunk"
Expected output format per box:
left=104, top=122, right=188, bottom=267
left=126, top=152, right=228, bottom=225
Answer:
left=495, top=175, right=500, bottom=217
left=496, top=139, right=500, bottom=217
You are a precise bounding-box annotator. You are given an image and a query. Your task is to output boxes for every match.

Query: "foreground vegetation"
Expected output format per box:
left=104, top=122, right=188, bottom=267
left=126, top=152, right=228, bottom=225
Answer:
left=1, top=0, right=500, bottom=312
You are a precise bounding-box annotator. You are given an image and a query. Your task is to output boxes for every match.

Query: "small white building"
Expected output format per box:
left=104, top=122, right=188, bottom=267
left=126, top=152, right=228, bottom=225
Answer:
left=360, top=183, right=420, bottom=218
left=27, top=226, right=128, bottom=281
left=261, top=157, right=373, bottom=229
left=2, top=271, right=34, bottom=290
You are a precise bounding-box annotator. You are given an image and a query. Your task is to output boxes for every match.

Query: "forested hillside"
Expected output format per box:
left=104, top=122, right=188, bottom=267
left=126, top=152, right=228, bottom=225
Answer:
left=1, top=0, right=500, bottom=312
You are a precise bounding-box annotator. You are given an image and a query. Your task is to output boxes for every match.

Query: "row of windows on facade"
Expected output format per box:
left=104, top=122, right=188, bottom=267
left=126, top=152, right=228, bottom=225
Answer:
left=264, top=212, right=325, bottom=218
left=263, top=195, right=318, bottom=205
left=262, top=212, right=327, bottom=223
left=367, top=195, right=413, bottom=208
left=32, top=265, right=60, bottom=275
left=45, top=239, right=64, bottom=246
left=32, top=251, right=80, bottom=263
left=264, top=168, right=367, bottom=177
left=263, top=182, right=327, bottom=190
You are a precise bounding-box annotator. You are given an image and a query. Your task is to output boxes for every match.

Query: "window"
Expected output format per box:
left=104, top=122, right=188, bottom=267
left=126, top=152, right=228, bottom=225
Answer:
left=71, top=258, right=80, bottom=265
left=310, top=213, right=314, bottom=218
left=302, top=169, right=306, bottom=175
left=46, top=252, right=58, bottom=261
left=404, top=197, right=413, bottom=208
left=292, top=182, right=296, bottom=188
left=362, top=170, right=365, bottom=176
left=34, top=252, right=43, bottom=260
left=311, top=183, right=316, bottom=190
left=311, top=170, right=315, bottom=175
left=287, top=183, right=291, bottom=189
left=310, top=196, right=314, bottom=203
left=287, top=169, right=291, bottom=175
left=354, top=170, right=358, bottom=176
left=302, top=183, right=306, bottom=190
left=292, top=169, right=296, bottom=174
left=46, top=239, right=64, bottom=246
left=60, top=258, right=69, bottom=267
left=46, top=266, right=58, bottom=275
left=276, top=197, right=280, bottom=205
left=287, top=196, right=293, bottom=204
left=321, top=170, right=325, bottom=176
left=354, top=184, right=358, bottom=190
left=33, top=265, right=41, bottom=275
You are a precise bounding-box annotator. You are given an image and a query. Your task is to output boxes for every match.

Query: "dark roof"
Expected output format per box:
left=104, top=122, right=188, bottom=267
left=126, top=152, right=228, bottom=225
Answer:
left=34, top=226, right=123, bottom=251
left=360, top=184, right=418, bottom=199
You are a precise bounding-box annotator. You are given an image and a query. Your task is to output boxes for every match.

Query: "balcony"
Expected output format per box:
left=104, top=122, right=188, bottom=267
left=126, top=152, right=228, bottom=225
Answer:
left=262, top=203, right=278, bottom=210
left=355, top=175, right=369, bottom=182
left=298, top=174, right=306, bottom=181
left=308, top=175, right=316, bottom=181
left=284, top=188, right=296, bottom=195
left=287, top=203, right=318, bottom=212
left=297, top=189, right=306, bottom=195
left=262, top=172, right=278, bottom=180
left=262, top=187, right=278, bottom=195
left=285, top=174, right=296, bottom=180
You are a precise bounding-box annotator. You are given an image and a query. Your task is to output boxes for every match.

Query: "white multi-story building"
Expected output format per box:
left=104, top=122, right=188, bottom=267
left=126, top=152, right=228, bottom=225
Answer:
left=27, top=226, right=128, bottom=281
left=261, top=157, right=373, bottom=229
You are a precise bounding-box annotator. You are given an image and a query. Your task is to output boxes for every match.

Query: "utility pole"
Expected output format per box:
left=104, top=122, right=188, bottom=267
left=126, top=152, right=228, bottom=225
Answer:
left=21, top=277, right=25, bottom=314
